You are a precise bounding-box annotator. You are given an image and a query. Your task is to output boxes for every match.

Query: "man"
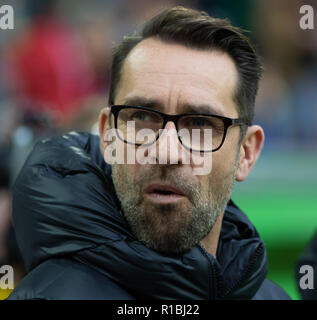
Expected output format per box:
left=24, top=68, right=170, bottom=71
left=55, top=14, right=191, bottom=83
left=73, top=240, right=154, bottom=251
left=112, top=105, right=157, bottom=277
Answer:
left=8, top=7, right=290, bottom=299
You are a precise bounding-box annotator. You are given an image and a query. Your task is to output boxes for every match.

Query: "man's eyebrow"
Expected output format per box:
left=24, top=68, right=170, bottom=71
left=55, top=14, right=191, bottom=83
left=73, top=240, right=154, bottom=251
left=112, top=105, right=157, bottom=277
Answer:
left=121, top=96, right=164, bottom=110
left=182, top=103, right=225, bottom=116
left=121, top=96, right=225, bottom=116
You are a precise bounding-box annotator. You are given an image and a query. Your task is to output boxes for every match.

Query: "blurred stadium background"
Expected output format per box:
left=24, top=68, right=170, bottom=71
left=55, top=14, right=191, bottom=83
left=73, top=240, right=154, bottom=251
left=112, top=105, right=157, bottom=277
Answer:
left=0, top=0, right=316, bottom=300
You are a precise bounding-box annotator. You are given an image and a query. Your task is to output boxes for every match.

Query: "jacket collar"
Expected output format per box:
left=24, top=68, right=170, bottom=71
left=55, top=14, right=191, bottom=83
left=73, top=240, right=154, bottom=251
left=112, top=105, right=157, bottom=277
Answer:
left=74, top=199, right=267, bottom=299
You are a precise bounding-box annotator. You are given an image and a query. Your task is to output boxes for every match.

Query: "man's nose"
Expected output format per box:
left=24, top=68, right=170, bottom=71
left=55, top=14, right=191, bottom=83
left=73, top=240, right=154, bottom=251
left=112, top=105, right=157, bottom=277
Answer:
left=153, top=121, right=186, bottom=165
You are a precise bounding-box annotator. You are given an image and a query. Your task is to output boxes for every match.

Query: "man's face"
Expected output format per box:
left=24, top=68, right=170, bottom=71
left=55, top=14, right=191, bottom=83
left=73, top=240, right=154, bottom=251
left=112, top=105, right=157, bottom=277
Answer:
left=105, top=38, right=242, bottom=254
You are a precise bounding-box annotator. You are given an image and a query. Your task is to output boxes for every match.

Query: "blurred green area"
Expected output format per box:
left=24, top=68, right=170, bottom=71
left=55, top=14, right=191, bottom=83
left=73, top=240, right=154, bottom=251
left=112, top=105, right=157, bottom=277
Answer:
left=231, top=150, right=317, bottom=300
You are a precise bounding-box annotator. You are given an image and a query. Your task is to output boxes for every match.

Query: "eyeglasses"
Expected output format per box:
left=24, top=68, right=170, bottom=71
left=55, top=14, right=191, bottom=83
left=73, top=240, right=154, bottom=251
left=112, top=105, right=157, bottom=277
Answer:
left=110, top=105, right=249, bottom=152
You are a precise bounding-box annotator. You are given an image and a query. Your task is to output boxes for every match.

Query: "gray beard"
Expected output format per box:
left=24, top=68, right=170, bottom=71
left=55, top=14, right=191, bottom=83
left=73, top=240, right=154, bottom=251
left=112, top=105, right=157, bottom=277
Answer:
left=111, top=161, right=238, bottom=255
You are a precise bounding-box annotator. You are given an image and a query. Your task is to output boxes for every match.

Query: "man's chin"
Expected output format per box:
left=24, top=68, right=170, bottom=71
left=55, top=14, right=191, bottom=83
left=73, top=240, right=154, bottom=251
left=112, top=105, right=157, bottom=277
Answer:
left=121, top=197, right=214, bottom=255
left=132, top=211, right=201, bottom=255
left=142, top=197, right=191, bottom=217
left=140, top=233, right=197, bottom=256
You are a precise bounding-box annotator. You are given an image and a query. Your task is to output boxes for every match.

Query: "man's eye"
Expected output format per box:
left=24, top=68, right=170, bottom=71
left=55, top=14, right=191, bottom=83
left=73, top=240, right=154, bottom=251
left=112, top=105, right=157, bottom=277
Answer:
left=131, top=111, right=151, bottom=121
left=184, top=118, right=212, bottom=127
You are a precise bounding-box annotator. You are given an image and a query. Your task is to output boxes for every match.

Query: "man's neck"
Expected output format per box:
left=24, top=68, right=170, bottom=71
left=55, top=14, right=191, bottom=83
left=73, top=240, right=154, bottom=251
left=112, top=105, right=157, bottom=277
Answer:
left=200, top=212, right=224, bottom=256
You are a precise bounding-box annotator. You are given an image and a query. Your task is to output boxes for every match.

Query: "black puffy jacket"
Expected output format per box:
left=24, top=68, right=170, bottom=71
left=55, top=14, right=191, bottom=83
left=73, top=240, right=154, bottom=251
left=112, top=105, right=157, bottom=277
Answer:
left=8, top=132, right=290, bottom=300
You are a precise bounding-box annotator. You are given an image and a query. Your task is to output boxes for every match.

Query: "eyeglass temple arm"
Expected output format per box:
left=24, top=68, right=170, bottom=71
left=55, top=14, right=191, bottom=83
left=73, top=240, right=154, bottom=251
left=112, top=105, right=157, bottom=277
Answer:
left=231, top=118, right=251, bottom=126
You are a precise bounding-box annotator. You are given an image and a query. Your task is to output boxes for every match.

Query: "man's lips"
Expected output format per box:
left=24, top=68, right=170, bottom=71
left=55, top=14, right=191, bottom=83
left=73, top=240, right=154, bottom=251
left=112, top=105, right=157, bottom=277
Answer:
left=144, top=184, right=187, bottom=204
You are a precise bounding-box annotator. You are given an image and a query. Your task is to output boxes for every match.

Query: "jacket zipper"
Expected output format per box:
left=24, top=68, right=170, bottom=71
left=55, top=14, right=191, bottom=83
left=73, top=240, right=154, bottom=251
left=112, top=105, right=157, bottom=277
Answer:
left=197, top=245, right=221, bottom=299
left=222, top=243, right=265, bottom=298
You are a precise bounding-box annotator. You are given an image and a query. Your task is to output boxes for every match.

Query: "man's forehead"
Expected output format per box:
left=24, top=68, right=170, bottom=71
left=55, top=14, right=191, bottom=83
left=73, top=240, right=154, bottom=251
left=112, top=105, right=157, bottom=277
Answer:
left=122, top=38, right=238, bottom=86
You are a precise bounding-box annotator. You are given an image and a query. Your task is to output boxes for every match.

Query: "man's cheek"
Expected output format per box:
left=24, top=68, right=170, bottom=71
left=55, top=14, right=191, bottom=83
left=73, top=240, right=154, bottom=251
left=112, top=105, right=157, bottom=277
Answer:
left=189, top=148, right=213, bottom=176
left=102, top=130, right=136, bottom=165
left=192, top=152, right=212, bottom=176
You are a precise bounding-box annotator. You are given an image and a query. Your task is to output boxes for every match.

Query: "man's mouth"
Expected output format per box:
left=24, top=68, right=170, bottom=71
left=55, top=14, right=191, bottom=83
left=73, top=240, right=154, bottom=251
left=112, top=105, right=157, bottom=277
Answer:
left=144, top=184, right=187, bottom=204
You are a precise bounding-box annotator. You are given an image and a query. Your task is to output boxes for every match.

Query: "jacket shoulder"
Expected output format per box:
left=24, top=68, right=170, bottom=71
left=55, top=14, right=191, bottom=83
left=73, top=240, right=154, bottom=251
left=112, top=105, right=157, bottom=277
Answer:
left=7, top=258, right=134, bottom=300
left=253, top=279, right=291, bottom=300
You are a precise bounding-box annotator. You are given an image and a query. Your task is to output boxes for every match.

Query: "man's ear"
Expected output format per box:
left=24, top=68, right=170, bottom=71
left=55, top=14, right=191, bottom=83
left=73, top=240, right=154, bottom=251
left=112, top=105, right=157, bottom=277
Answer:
left=235, top=125, right=265, bottom=182
left=98, top=107, right=111, bottom=154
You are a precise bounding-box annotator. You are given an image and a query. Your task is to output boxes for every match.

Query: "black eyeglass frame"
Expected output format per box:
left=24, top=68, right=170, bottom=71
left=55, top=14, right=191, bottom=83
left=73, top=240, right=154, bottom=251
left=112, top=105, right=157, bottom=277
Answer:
left=110, top=105, right=249, bottom=152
